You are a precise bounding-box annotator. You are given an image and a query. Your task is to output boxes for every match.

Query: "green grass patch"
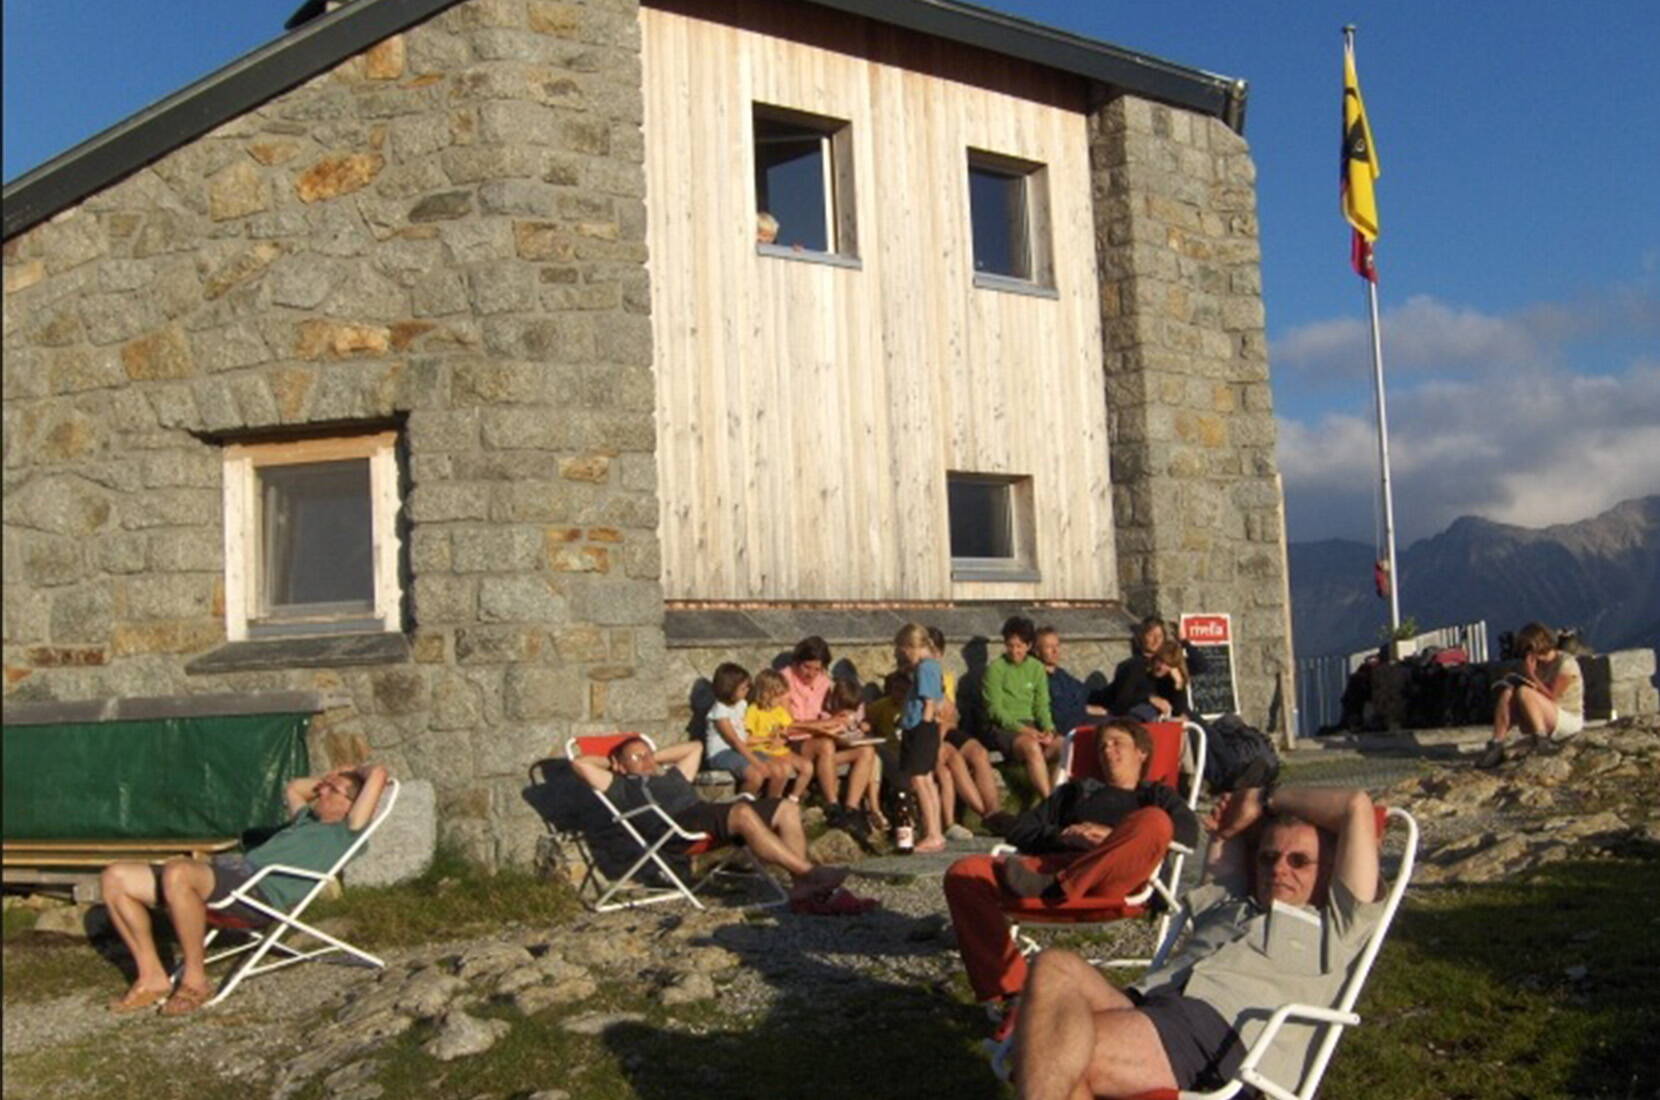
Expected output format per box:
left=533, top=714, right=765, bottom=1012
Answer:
left=1, top=935, right=127, bottom=1005
left=5, top=1036, right=245, bottom=1100
left=303, top=849, right=582, bottom=949
left=1326, top=857, right=1660, bottom=1099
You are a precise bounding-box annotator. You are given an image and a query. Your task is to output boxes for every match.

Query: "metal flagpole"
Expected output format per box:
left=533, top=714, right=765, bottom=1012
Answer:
left=1366, top=277, right=1402, bottom=636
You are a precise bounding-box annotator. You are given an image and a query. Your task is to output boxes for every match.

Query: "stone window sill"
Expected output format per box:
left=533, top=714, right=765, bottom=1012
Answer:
left=186, top=632, right=410, bottom=675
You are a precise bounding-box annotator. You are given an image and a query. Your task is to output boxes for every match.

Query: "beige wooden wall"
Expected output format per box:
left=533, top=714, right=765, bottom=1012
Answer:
left=642, top=0, right=1117, bottom=603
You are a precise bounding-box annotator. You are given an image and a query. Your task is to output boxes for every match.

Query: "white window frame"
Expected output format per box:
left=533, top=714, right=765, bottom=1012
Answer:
left=222, top=430, right=402, bottom=641
left=947, top=471, right=1040, bottom=582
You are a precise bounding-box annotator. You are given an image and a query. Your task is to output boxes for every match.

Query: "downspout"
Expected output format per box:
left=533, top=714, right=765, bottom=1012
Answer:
left=1223, top=78, right=1249, bottom=135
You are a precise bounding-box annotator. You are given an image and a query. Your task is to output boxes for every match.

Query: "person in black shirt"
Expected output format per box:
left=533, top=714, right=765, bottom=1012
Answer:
left=571, top=737, right=852, bottom=906
left=944, top=719, right=1198, bottom=1010
left=1101, top=616, right=1168, bottom=719
left=1146, top=640, right=1192, bottom=721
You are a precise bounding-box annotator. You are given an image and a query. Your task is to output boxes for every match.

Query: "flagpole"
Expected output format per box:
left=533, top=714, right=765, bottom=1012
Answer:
left=1366, top=275, right=1403, bottom=638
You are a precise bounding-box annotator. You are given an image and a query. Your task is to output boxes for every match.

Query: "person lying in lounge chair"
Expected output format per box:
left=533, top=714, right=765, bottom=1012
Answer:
left=100, top=762, right=389, bottom=1016
left=571, top=736, right=875, bottom=915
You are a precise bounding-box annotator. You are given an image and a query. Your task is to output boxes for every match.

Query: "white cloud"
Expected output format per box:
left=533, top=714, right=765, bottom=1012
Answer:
left=1279, top=360, right=1660, bottom=543
left=1273, top=285, right=1660, bottom=380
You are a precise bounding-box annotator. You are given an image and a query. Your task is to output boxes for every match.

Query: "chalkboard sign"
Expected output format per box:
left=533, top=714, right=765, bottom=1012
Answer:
left=1180, top=613, right=1239, bottom=719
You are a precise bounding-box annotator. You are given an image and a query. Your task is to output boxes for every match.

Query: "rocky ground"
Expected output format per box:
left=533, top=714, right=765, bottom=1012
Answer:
left=5, top=715, right=1657, bottom=1100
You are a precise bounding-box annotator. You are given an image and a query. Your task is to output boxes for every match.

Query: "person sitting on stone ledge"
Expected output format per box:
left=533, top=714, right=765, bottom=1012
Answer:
left=101, top=762, right=390, bottom=1016
left=570, top=736, right=874, bottom=914
left=1477, top=620, right=1585, bottom=768
left=1009, top=784, right=1382, bottom=1099
left=945, top=719, right=1198, bottom=1035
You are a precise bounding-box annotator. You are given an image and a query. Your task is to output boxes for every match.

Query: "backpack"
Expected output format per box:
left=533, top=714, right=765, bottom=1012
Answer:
left=1202, top=714, right=1280, bottom=792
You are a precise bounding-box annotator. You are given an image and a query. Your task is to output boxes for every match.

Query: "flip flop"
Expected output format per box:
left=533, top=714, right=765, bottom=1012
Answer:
left=108, top=986, right=170, bottom=1013
left=159, top=983, right=213, bottom=1017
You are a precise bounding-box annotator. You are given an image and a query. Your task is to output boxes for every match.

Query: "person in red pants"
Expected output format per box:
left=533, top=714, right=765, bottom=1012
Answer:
left=944, top=719, right=1199, bottom=1027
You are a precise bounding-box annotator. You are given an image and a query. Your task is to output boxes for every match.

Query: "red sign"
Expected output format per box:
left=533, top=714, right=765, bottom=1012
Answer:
left=1181, top=615, right=1231, bottom=644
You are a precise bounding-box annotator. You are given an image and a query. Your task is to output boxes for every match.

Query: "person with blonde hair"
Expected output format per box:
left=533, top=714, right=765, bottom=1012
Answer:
left=896, top=622, right=949, bottom=852
left=745, top=668, right=815, bottom=799
left=1476, top=621, right=1584, bottom=768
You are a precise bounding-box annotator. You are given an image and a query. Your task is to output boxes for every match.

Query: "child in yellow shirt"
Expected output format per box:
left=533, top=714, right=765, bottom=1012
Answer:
left=744, top=669, right=813, bottom=800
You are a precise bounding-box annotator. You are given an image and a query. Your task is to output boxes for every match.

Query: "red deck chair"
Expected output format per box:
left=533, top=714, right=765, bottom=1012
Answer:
left=565, top=734, right=785, bottom=912
left=1125, top=805, right=1419, bottom=1100
left=997, top=720, right=1207, bottom=969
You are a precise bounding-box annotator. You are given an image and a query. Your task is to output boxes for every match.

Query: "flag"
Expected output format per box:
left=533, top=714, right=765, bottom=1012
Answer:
left=1341, top=35, right=1380, bottom=281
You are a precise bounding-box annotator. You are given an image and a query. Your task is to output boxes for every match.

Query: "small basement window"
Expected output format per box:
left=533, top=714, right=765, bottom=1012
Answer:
left=222, top=430, right=403, bottom=640
left=967, top=150, right=1052, bottom=292
left=948, top=472, right=1038, bottom=581
left=754, top=104, right=857, bottom=259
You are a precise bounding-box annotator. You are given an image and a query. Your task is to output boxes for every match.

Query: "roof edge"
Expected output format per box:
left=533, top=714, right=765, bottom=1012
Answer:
left=4, top=0, right=1248, bottom=242
left=2, top=0, right=469, bottom=240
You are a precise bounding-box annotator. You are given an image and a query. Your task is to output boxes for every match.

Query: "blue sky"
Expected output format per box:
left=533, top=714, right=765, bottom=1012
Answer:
left=5, top=0, right=1658, bottom=544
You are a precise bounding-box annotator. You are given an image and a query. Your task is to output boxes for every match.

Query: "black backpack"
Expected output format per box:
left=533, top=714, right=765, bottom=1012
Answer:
left=1202, top=714, right=1280, bottom=792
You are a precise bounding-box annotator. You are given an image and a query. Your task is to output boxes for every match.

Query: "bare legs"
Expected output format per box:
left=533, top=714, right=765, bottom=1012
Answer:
left=1015, top=950, right=1177, bottom=1100
left=723, top=801, right=846, bottom=899
left=1491, top=683, right=1558, bottom=744
left=912, top=773, right=946, bottom=852
left=1011, top=732, right=1055, bottom=798
left=99, top=857, right=217, bottom=1005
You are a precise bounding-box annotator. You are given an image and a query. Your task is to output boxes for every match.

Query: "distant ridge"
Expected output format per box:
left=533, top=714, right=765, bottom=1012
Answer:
left=1290, top=495, right=1660, bottom=658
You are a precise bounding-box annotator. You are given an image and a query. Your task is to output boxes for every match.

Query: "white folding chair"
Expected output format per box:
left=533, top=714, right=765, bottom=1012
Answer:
left=192, top=779, right=400, bottom=1006
left=565, top=734, right=786, bottom=912
left=1152, top=806, right=1421, bottom=1100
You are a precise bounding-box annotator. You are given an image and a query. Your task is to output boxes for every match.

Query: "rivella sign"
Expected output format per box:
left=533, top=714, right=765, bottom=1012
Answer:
left=1180, top=613, right=1238, bottom=719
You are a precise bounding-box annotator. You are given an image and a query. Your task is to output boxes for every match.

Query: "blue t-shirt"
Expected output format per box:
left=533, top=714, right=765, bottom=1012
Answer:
left=1048, top=666, right=1092, bottom=734
left=903, top=658, right=944, bottom=729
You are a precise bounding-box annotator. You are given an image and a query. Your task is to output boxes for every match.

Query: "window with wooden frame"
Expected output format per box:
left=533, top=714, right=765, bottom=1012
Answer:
left=753, top=103, right=857, bottom=261
left=947, top=472, right=1039, bottom=581
left=967, top=149, right=1053, bottom=294
left=222, top=430, right=403, bottom=640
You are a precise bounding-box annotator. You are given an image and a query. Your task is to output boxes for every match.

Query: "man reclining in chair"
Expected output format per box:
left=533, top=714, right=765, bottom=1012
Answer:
left=571, top=737, right=868, bottom=912
left=944, top=719, right=1200, bottom=1026
left=101, top=762, right=389, bottom=1016
left=1012, top=784, right=1383, bottom=1100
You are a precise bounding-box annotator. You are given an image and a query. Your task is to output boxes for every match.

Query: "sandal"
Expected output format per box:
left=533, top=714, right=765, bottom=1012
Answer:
left=790, top=887, right=879, bottom=916
left=108, top=986, right=170, bottom=1014
left=159, top=983, right=213, bottom=1017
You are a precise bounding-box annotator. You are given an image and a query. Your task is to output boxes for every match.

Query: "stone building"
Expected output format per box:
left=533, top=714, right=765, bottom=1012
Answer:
left=2, top=0, right=1291, bottom=864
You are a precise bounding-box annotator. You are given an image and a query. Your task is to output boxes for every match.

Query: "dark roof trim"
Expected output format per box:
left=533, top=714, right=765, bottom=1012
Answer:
left=806, top=0, right=1246, bottom=129
left=3, top=0, right=470, bottom=240
left=3, top=0, right=1247, bottom=242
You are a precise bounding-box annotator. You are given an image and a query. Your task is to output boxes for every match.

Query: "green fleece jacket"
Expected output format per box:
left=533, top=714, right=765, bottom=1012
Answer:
left=982, top=655, right=1053, bottom=731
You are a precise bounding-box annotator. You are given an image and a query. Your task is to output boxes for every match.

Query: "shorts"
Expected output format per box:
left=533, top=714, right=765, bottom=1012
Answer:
left=672, top=797, right=786, bottom=844
left=945, top=727, right=979, bottom=751
left=1127, top=987, right=1245, bottom=1090
left=706, top=748, right=755, bottom=777
left=899, top=721, right=941, bottom=778
left=987, top=723, right=1051, bottom=757
left=153, top=854, right=273, bottom=925
left=1551, top=708, right=1584, bottom=739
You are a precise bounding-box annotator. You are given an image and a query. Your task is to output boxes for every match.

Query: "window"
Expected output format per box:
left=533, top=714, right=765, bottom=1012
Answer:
left=753, top=104, right=856, bottom=260
left=967, top=150, right=1052, bottom=292
left=222, top=430, right=403, bottom=640
left=947, top=472, right=1038, bottom=581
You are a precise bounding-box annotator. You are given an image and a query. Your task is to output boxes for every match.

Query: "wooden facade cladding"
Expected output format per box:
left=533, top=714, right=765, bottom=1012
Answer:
left=642, top=0, right=1118, bottom=603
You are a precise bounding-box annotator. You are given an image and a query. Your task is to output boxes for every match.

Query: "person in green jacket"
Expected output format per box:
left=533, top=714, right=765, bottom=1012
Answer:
left=982, top=616, right=1059, bottom=796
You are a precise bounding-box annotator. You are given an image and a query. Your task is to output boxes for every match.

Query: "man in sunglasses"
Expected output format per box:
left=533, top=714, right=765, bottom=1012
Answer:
left=101, top=763, right=390, bottom=1017
left=1012, top=784, right=1383, bottom=1099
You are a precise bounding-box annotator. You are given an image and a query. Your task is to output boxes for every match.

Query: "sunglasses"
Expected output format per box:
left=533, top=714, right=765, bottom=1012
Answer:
left=1257, top=849, right=1317, bottom=870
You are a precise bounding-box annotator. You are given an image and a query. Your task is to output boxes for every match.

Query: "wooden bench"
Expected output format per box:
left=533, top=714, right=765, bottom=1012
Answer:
left=3, top=838, right=240, bottom=901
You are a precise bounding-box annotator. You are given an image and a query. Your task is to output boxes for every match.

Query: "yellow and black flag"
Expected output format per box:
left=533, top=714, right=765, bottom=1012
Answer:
left=1341, top=30, right=1379, bottom=280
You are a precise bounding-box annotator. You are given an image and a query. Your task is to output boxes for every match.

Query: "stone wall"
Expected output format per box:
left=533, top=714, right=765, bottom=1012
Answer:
left=1089, top=94, right=1291, bottom=730
left=1, top=0, right=664, bottom=867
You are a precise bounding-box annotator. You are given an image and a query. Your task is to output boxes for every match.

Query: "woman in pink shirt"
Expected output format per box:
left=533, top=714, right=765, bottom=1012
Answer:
left=782, top=636, right=876, bottom=836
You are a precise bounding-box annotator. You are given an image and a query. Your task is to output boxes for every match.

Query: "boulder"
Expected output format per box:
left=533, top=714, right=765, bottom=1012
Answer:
left=423, top=1010, right=511, bottom=1061
left=347, top=779, right=436, bottom=888
left=659, top=971, right=716, bottom=1006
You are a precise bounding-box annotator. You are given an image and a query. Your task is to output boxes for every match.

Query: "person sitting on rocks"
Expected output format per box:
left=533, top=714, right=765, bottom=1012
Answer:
left=570, top=736, right=872, bottom=914
left=1011, top=784, right=1382, bottom=1099
left=1477, top=621, right=1585, bottom=768
left=944, top=719, right=1198, bottom=1032
left=101, top=762, right=390, bottom=1016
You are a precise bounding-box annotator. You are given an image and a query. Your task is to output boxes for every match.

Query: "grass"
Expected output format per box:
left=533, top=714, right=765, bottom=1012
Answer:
left=1326, top=856, right=1660, bottom=1100
left=301, top=848, right=582, bottom=949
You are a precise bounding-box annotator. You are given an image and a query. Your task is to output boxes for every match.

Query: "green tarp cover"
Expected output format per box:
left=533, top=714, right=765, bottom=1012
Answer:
left=2, top=713, right=310, bottom=839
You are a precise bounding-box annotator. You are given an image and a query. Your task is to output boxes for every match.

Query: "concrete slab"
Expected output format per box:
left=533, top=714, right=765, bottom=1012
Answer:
left=850, top=836, right=1002, bottom=881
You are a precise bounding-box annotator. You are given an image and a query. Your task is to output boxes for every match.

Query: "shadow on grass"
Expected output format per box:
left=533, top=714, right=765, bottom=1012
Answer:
left=1328, top=855, right=1660, bottom=1100
left=597, top=905, right=1008, bottom=1100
